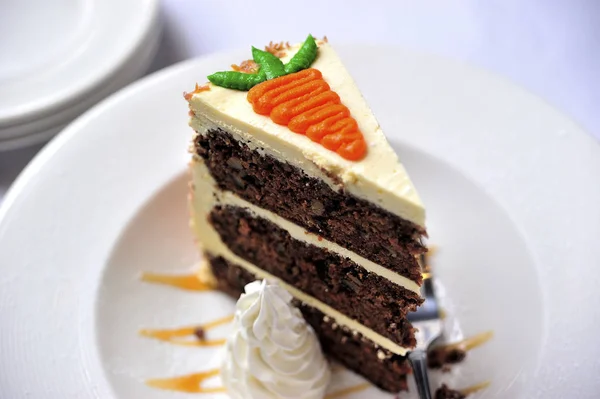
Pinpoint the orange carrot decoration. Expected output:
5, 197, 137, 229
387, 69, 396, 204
207, 35, 367, 161
247, 68, 367, 160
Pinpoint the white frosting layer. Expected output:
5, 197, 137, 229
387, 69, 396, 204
190, 159, 412, 355
221, 280, 330, 399
188, 41, 425, 227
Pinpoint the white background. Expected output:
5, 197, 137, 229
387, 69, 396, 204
1, 0, 599, 202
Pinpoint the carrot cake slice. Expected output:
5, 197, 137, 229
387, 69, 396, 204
186, 35, 426, 392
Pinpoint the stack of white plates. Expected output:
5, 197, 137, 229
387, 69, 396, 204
0, 0, 161, 151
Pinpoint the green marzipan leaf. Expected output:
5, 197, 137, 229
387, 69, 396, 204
284, 35, 318, 74
206, 35, 319, 91
251, 47, 286, 80
207, 71, 266, 91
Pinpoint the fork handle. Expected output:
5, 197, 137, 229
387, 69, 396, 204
408, 349, 433, 399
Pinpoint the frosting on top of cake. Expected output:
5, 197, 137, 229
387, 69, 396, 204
189, 41, 425, 227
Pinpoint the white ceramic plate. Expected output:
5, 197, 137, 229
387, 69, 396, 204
0, 0, 159, 128
1, 46, 599, 399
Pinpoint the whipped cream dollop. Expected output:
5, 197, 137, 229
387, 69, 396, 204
221, 280, 331, 399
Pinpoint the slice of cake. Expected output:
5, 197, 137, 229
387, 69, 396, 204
187, 35, 427, 393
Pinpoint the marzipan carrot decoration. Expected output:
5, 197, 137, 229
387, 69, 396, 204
206, 35, 367, 161
247, 69, 366, 160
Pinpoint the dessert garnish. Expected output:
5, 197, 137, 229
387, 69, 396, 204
222, 280, 331, 399
205, 35, 367, 160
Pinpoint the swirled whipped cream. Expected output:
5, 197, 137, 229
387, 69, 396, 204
221, 280, 331, 399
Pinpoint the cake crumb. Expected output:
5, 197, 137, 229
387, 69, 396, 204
428, 346, 467, 369
183, 83, 210, 100
194, 327, 206, 341
435, 384, 466, 399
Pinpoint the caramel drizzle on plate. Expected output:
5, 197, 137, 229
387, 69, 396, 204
325, 383, 371, 398
140, 272, 214, 291
146, 369, 225, 394
460, 380, 492, 395
442, 330, 494, 352
439, 308, 447, 320
141, 310, 371, 398
148, 368, 370, 398
139, 315, 234, 347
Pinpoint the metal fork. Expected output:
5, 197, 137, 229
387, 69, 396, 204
406, 261, 442, 399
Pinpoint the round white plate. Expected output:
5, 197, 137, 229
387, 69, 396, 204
1, 46, 599, 399
0, 0, 159, 128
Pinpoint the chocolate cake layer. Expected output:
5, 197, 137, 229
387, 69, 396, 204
299, 304, 411, 393
210, 205, 420, 347
209, 255, 411, 393
195, 128, 425, 283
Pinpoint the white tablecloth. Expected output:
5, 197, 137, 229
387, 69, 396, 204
1, 0, 598, 202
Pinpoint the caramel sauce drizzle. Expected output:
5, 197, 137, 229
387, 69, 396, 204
428, 245, 438, 256
146, 369, 225, 394
140, 272, 213, 291
442, 330, 494, 352
420, 245, 436, 277
325, 383, 371, 398
147, 367, 370, 398
461, 380, 491, 395
439, 308, 447, 320
139, 315, 234, 347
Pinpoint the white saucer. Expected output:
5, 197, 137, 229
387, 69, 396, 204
0, 0, 160, 149
0, 45, 599, 398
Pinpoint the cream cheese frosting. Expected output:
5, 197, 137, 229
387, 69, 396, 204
221, 280, 331, 399
188, 41, 425, 227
